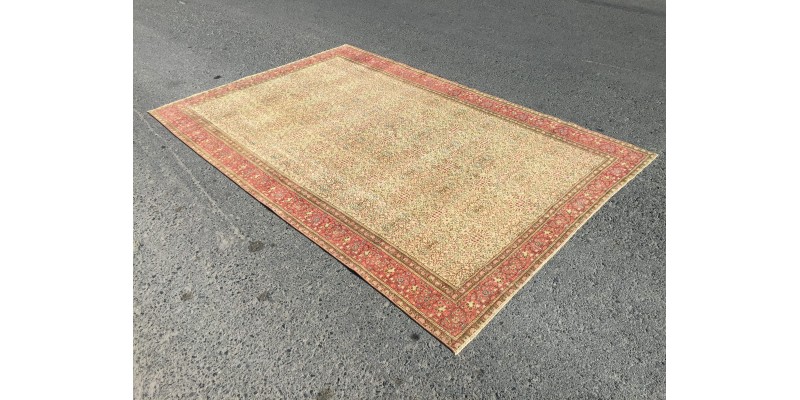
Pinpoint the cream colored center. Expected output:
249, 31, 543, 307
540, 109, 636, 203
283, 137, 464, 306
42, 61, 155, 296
190, 57, 607, 287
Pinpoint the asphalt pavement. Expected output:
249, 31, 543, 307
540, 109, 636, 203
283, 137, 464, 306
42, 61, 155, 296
133, 0, 665, 398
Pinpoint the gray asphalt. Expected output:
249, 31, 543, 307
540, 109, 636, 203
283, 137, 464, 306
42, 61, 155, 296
133, 0, 665, 398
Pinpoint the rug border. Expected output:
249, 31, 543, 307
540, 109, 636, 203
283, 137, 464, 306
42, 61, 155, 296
149, 44, 657, 354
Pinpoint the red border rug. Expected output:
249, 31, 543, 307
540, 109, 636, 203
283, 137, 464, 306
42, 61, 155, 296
150, 45, 656, 353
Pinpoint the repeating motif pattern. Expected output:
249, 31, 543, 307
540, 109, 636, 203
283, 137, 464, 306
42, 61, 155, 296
150, 45, 656, 353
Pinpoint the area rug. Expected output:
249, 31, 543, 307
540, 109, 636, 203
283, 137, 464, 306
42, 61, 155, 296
150, 44, 656, 354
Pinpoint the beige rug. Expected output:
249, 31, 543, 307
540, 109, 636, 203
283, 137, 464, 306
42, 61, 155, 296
150, 44, 656, 354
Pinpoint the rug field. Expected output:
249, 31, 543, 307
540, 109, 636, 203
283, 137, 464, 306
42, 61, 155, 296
150, 44, 656, 353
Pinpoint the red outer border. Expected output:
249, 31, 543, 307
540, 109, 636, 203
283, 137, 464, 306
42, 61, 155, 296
150, 45, 656, 354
